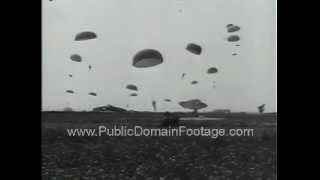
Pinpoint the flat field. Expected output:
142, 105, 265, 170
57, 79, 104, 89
42, 112, 277, 180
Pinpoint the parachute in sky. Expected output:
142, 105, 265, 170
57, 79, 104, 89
191, 81, 198, 85
68, 74, 72, 78
257, 104, 266, 113
89, 92, 97, 96
66, 90, 74, 94
133, 49, 163, 68
152, 100, 157, 112
232, 53, 237, 56
126, 84, 138, 91
75, 31, 97, 41
179, 99, 208, 114
186, 43, 202, 55
207, 67, 218, 74
226, 24, 233, 28
227, 25, 240, 33
164, 99, 172, 102
88, 65, 92, 71
235, 44, 240, 46
70, 54, 82, 62
130, 93, 138, 97
226, 35, 240, 42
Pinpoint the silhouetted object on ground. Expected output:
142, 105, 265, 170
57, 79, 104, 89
186, 43, 202, 55
235, 44, 240, 46
226, 35, 240, 42
191, 81, 198, 85
152, 100, 157, 112
70, 54, 82, 62
258, 104, 266, 113
66, 90, 74, 94
164, 99, 172, 102
207, 67, 218, 74
181, 73, 186, 80
126, 84, 138, 91
179, 99, 208, 115
130, 93, 138, 97
133, 49, 163, 68
92, 105, 127, 112
88, 65, 92, 71
227, 25, 240, 33
88, 92, 97, 96
161, 112, 180, 127
68, 74, 72, 78
232, 53, 237, 56
75, 31, 97, 41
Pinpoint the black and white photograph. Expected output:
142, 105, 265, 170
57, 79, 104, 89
42, 0, 277, 179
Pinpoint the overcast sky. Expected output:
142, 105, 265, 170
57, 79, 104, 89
42, 0, 277, 112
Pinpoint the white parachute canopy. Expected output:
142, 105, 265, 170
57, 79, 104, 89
74, 31, 97, 41
126, 84, 138, 91
132, 49, 163, 68
70, 54, 82, 62
179, 99, 208, 113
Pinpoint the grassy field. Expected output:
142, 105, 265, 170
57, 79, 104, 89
42, 112, 277, 180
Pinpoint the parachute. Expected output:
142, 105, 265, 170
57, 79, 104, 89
227, 25, 240, 33
66, 90, 74, 94
179, 99, 208, 113
89, 92, 97, 96
226, 24, 234, 28
70, 54, 82, 62
130, 93, 138, 97
226, 35, 240, 42
88, 65, 92, 71
133, 49, 163, 68
191, 81, 198, 85
232, 53, 237, 56
74, 31, 97, 41
164, 99, 172, 102
68, 74, 72, 78
152, 100, 157, 112
235, 44, 240, 46
186, 43, 202, 55
126, 84, 138, 91
207, 67, 218, 74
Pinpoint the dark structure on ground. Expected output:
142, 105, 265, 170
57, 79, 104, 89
161, 112, 180, 127
92, 105, 127, 112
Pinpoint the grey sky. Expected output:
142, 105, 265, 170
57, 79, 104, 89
42, 0, 277, 112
